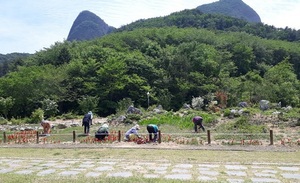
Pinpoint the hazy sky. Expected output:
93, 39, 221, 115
1, 0, 300, 54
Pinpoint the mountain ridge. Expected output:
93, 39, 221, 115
67, 0, 261, 41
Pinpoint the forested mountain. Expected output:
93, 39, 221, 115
117, 9, 300, 42
68, 0, 261, 42
197, 0, 261, 23
0, 53, 31, 76
0, 6, 300, 119
67, 10, 115, 41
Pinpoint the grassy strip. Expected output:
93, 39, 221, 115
0, 148, 299, 164
0, 174, 191, 183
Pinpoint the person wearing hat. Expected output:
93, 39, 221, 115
146, 124, 159, 142
192, 116, 205, 133
124, 124, 140, 141
82, 111, 93, 135
41, 120, 51, 135
95, 123, 109, 140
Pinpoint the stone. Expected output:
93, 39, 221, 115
259, 100, 269, 111
225, 165, 247, 170
55, 165, 69, 169
174, 164, 193, 168
200, 170, 219, 176
281, 173, 300, 179
198, 176, 217, 181
254, 173, 275, 177
172, 168, 189, 173
144, 174, 160, 178
107, 171, 133, 178
15, 170, 34, 174
226, 171, 247, 176
251, 177, 281, 182
0, 168, 14, 173
165, 174, 192, 180
85, 172, 102, 177
37, 169, 56, 176
59, 171, 80, 176
278, 167, 299, 171
227, 178, 245, 183
94, 166, 114, 171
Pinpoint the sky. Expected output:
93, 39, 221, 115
1, 0, 300, 54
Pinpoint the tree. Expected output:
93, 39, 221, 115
0, 97, 14, 118
78, 95, 99, 115
262, 58, 300, 106
41, 99, 59, 118
0, 65, 66, 117
232, 43, 254, 76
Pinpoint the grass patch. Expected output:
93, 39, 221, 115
0, 174, 194, 183
0, 148, 299, 164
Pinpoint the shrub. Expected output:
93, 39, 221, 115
116, 98, 133, 115
30, 108, 44, 124
123, 114, 142, 124
10, 118, 25, 125
223, 109, 231, 117
0, 117, 8, 125
41, 99, 59, 118
60, 112, 78, 120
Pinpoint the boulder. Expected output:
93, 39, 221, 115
259, 100, 269, 111
238, 102, 248, 108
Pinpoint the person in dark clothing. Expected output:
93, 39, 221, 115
192, 116, 205, 133
82, 111, 93, 135
95, 124, 109, 140
146, 124, 159, 142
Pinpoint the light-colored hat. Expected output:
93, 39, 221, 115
102, 124, 109, 128
135, 124, 140, 130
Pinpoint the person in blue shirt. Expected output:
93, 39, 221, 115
124, 124, 140, 141
146, 124, 159, 142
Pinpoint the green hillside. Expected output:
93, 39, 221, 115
0, 9, 300, 120
117, 9, 300, 42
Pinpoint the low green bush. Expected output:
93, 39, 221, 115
59, 112, 79, 120
30, 108, 44, 124
9, 118, 25, 125
0, 117, 8, 125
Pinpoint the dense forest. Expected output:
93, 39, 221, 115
0, 9, 300, 119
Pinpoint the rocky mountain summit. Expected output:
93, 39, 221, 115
197, 0, 261, 23
67, 10, 115, 41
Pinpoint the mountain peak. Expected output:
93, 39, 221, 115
197, 0, 261, 23
67, 10, 115, 41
